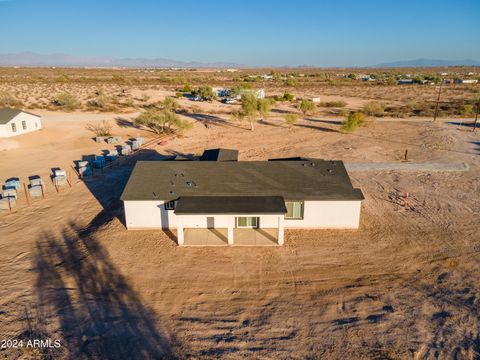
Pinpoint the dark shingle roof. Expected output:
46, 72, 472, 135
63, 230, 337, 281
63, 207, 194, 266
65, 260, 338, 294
200, 148, 239, 161
121, 159, 364, 202
175, 196, 287, 214
0, 108, 40, 125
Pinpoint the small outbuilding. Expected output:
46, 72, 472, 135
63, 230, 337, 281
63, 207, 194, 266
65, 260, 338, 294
0, 109, 42, 138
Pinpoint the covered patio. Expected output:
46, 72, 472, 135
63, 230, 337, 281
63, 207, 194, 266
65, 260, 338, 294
181, 228, 279, 246
174, 195, 286, 246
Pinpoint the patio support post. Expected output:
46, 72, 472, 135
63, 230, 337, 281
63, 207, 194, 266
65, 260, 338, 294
177, 217, 185, 245
227, 216, 234, 245
277, 215, 285, 245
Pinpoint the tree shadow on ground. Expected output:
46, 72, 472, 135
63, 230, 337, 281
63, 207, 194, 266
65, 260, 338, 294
115, 117, 141, 129
471, 141, 480, 154
33, 220, 179, 359
182, 113, 245, 129
304, 118, 342, 125
447, 121, 479, 129
293, 123, 339, 133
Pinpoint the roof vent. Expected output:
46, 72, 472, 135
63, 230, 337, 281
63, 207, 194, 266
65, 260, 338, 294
186, 181, 197, 187
327, 169, 333, 173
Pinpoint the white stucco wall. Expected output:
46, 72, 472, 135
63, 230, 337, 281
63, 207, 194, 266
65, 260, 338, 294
284, 200, 361, 229
124, 200, 362, 230
0, 112, 42, 138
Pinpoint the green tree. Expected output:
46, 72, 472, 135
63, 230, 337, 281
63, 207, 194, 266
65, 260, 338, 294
194, 86, 216, 101
341, 111, 365, 132
239, 93, 258, 130
161, 97, 179, 112
135, 109, 192, 135
299, 99, 316, 116
256, 98, 271, 119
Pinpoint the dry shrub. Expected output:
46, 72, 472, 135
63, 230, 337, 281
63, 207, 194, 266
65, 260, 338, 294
51, 92, 81, 110
0, 91, 23, 108
86, 120, 112, 136
363, 101, 384, 116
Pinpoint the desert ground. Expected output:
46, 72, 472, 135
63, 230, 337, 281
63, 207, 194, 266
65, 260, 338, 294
0, 68, 480, 359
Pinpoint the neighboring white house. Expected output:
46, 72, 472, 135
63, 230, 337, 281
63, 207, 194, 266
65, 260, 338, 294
0, 109, 42, 138
120, 150, 364, 246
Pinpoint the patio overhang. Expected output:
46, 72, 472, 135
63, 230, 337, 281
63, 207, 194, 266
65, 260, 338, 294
174, 196, 287, 215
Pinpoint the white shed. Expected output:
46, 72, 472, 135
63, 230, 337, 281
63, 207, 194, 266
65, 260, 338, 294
0, 109, 42, 138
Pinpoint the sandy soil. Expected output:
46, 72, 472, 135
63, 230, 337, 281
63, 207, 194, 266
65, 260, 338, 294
0, 101, 479, 359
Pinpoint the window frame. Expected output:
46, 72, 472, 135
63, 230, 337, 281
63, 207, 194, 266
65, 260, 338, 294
22, 120, 27, 130
284, 201, 304, 220
11, 123, 17, 132
164, 200, 176, 210
236, 216, 259, 228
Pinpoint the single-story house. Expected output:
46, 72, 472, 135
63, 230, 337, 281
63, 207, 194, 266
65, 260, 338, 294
120, 155, 364, 246
0, 108, 42, 138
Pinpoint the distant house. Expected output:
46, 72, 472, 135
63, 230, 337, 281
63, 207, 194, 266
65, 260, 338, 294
120, 150, 364, 246
397, 79, 414, 85
0, 109, 42, 138
461, 79, 478, 84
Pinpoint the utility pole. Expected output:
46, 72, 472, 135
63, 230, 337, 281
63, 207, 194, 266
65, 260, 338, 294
433, 80, 443, 122
473, 97, 480, 132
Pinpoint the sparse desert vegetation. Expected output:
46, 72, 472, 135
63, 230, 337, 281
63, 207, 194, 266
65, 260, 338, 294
1, 65, 480, 359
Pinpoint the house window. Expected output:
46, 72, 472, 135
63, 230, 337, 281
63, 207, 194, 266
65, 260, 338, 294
22, 121, 27, 130
285, 201, 304, 219
236, 217, 259, 228
35, 122, 38, 128
164, 200, 175, 210
11, 123, 17, 132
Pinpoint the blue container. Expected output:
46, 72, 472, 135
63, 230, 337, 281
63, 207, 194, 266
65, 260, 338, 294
93, 160, 104, 169
4, 179, 20, 190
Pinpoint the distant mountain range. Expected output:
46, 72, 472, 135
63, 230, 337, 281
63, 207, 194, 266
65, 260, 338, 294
373, 58, 480, 68
0, 52, 244, 68
0, 52, 479, 69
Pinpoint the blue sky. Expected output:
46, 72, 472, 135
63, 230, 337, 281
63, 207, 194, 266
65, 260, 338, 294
0, 0, 479, 66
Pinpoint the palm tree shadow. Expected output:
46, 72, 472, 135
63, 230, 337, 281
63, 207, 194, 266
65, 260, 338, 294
33, 221, 179, 359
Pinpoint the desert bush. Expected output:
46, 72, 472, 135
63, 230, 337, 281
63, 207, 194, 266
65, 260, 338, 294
299, 99, 316, 115
140, 93, 151, 102
256, 98, 271, 119
319, 100, 347, 108
175, 92, 183, 98
193, 86, 216, 101
0, 91, 23, 107
284, 77, 297, 86
182, 84, 192, 93
341, 111, 365, 132
284, 113, 298, 128
86, 120, 112, 136
363, 101, 384, 116
161, 97, 179, 112
135, 109, 192, 135
88, 91, 114, 111
283, 92, 295, 102
459, 104, 474, 116
52, 92, 81, 110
